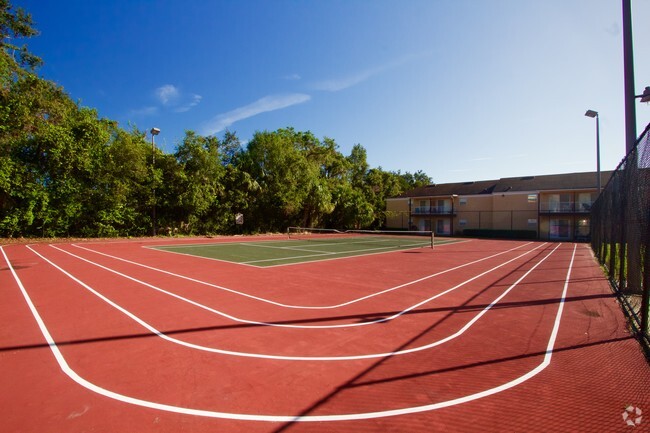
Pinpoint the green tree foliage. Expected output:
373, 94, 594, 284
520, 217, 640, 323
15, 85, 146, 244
0, 0, 432, 238
0, 71, 114, 236
0, 0, 42, 74
90, 128, 152, 236
239, 128, 318, 231
171, 131, 225, 234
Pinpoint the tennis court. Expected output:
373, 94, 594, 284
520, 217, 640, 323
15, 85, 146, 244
152, 228, 443, 266
1, 235, 648, 432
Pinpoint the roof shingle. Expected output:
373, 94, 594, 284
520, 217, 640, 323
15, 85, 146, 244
395, 171, 613, 198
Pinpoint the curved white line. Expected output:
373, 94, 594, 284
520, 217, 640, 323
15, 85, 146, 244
49, 243, 546, 329
71, 241, 535, 310
1, 244, 577, 421
25, 243, 557, 360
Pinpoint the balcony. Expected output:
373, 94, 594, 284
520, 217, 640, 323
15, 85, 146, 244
413, 206, 454, 215
539, 201, 592, 214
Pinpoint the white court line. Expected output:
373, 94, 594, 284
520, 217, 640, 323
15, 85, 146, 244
241, 242, 339, 254
257, 238, 474, 269
1, 243, 577, 421
31, 243, 561, 360
149, 238, 438, 267
72, 241, 536, 310
50, 243, 547, 330
157, 241, 334, 255
143, 246, 263, 269
239, 242, 430, 265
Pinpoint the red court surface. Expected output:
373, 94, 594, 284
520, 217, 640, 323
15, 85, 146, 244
1, 237, 649, 433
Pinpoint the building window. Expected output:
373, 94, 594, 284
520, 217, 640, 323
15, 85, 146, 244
528, 194, 537, 203
459, 198, 467, 205
459, 219, 467, 226
528, 218, 537, 226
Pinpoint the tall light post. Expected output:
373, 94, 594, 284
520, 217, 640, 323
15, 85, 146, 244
450, 194, 458, 236
622, 0, 636, 155
584, 110, 601, 194
150, 127, 160, 236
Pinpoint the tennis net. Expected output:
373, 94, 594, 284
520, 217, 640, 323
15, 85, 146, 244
287, 227, 434, 249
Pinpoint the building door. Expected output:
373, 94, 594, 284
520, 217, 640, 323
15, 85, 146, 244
550, 218, 571, 240
577, 192, 592, 212
436, 219, 450, 235
575, 217, 590, 240
418, 218, 432, 232
547, 193, 572, 212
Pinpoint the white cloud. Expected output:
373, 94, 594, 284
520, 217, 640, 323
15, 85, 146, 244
313, 51, 434, 92
175, 94, 203, 113
129, 106, 158, 116
153, 84, 202, 112
128, 84, 201, 119
155, 84, 180, 105
283, 73, 302, 81
201, 93, 311, 135
313, 68, 380, 92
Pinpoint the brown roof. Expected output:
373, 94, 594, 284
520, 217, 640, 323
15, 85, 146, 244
395, 171, 613, 198
399, 179, 498, 198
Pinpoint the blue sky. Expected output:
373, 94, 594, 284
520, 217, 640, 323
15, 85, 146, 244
15, 0, 650, 184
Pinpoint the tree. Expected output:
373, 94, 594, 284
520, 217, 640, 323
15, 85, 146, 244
170, 131, 225, 234
399, 170, 432, 190
346, 144, 369, 188
1, 0, 436, 237
218, 129, 242, 166
89, 127, 151, 236
0, 0, 42, 74
237, 128, 342, 231
0, 70, 114, 236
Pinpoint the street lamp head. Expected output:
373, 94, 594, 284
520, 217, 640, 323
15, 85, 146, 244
150, 127, 161, 136
638, 86, 650, 103
585, 110, 598, 118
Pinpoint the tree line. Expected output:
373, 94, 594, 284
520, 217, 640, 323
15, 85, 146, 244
0, 0, 431, 238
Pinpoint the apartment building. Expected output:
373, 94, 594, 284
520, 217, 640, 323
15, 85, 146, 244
386, 171, 612, 241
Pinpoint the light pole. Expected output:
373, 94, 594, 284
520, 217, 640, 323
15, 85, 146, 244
584, 110, 601, 194
622, 0, 636, 155
449, 194, 458, 236
150, 127, 160, 236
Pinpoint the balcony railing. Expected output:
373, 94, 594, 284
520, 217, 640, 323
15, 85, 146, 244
413, 206, 453, 215
539, 201, 592, 213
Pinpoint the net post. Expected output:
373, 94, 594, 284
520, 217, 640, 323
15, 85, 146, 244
431, 231, 435, 249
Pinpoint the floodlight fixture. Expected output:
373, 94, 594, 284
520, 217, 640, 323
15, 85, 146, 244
636, 86, 650, 103
584, 110, 598, 118
151, 127, 161, 136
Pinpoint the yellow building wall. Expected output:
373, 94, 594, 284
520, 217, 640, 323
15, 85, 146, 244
390, 186, 599, 239
385, 198, 409, 229
455, 195, 493, 233
539, 216, 550, 239
490, 193, 538, 231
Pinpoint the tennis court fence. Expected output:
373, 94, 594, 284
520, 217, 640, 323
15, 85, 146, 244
591, 122, 650, 356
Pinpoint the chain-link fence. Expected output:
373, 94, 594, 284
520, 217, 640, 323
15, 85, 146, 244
591, 122, 650, 356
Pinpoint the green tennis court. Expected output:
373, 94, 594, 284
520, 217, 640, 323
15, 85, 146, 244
152, 229, 454, 267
